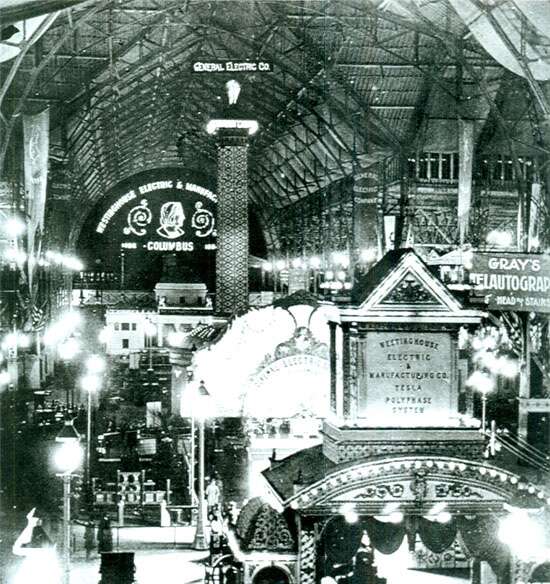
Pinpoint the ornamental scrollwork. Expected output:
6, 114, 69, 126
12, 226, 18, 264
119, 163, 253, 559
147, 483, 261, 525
355, 484, 405, 499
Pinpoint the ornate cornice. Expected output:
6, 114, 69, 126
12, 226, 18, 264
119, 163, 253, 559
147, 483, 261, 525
283, 455, 547, 513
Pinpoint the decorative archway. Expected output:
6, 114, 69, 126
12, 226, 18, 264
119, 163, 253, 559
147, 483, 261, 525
277, 455, 548, 584
190, 297, 331, 419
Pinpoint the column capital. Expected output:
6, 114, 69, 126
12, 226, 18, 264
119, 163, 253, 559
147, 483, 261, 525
207, 119, 258, 137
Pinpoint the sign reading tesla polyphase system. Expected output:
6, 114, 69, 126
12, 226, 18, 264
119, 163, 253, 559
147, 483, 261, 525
95, 179, 217, 253
469, 253, 550, 313
360, 332, 452, 426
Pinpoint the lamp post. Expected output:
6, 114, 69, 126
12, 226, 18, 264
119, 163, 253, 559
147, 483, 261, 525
192, 380, 210, 551
466, 370, 495, 435
55, 421, 83, 584
81, 355, 104, 504
480, 388, 489, 436
143, 318, 156, 371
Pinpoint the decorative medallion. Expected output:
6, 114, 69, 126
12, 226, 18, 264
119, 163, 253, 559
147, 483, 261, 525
380, 273, 439, 305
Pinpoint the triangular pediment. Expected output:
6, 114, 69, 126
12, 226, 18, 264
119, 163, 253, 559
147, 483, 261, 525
378, 272, 441, 307
358, 250, 463, 313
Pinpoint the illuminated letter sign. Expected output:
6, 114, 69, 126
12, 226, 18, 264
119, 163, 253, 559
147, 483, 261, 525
94, 179, 217, 254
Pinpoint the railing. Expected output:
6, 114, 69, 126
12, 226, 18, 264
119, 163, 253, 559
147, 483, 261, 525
491, 428, 550, 477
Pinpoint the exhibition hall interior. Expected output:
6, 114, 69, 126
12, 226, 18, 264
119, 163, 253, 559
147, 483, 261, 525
1, 1, 550, 583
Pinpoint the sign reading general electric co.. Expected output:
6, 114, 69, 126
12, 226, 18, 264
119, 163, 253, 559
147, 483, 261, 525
192, 60, 273, 73
95, 179, 217, 253
468, 253, 550, 313
360, 332, 453, 426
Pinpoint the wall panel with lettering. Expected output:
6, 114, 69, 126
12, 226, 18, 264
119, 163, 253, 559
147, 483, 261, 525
360, 332, 453, 426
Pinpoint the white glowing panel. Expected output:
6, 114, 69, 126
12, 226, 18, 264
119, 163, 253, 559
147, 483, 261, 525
359, 332, 453, 426
243, 355, 329, 418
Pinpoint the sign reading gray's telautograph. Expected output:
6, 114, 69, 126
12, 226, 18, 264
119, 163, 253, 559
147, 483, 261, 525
468, 253, 550, 313
360, 332, 453, 426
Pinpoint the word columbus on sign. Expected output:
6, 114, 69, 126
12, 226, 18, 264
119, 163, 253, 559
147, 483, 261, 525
468, 253, 550, 313
192, 60, 273, 73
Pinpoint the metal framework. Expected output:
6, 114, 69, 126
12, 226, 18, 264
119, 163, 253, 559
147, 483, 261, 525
0, 0, 548, 256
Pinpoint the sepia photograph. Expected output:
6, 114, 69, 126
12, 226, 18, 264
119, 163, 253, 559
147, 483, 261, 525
0, 1, 549, 583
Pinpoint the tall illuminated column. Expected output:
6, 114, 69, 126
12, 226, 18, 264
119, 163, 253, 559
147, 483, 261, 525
207, 80, 258, 315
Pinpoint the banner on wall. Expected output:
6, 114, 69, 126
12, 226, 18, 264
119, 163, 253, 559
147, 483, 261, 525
354, 166, 380, 254
457, 119, 474, 245
23, 108, 49, 290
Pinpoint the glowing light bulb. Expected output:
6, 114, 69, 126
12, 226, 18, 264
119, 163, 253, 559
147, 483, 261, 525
226, 79, 241, 105
309, 256, 321, 269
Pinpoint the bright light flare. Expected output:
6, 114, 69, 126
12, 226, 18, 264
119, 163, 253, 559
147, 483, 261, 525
466, 370, 495, 395
143, 320, 157, 337
435, 511, 453, 523
4, 248, 27, 263
2, 332, 18, 349
45, 250, 84, 271
498, 509, 545, 559
339, 503, 358, 524
85, 354, 105, 374
167, 331, 186, 347
98, 327, 112, 344
331, 251, 349, 268
59, 311, 82, 329
336, 270, 347, 282
376, 504, 404, 524
80, 374, 101, 393
4, 217, 25, 237
360, 247, 378, 263
0, 370, 10, 385
58, 337, 80, 360
62, 256, 84, 271
309, 256, 321, 269
496, 357, 519, 378
487, 230, 513, 247
53, 440, 83, 474
462, 249, 474, 270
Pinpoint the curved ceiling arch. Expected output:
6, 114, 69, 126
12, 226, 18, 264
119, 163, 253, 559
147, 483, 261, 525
1, 0, 547, 254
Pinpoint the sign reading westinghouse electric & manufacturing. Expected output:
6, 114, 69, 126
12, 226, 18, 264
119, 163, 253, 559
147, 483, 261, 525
468, 253, 550, 313
360, 332, 453, 426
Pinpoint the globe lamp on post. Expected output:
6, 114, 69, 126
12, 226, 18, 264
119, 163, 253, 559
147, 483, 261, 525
54, 422, 83, 584
192, 380, 210, 551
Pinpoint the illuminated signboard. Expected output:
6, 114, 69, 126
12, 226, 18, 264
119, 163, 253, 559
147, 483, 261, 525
360, 332, 453, 426
95, 179, 216, 254
468, 253, 550, 313
192, 60, 273, 73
